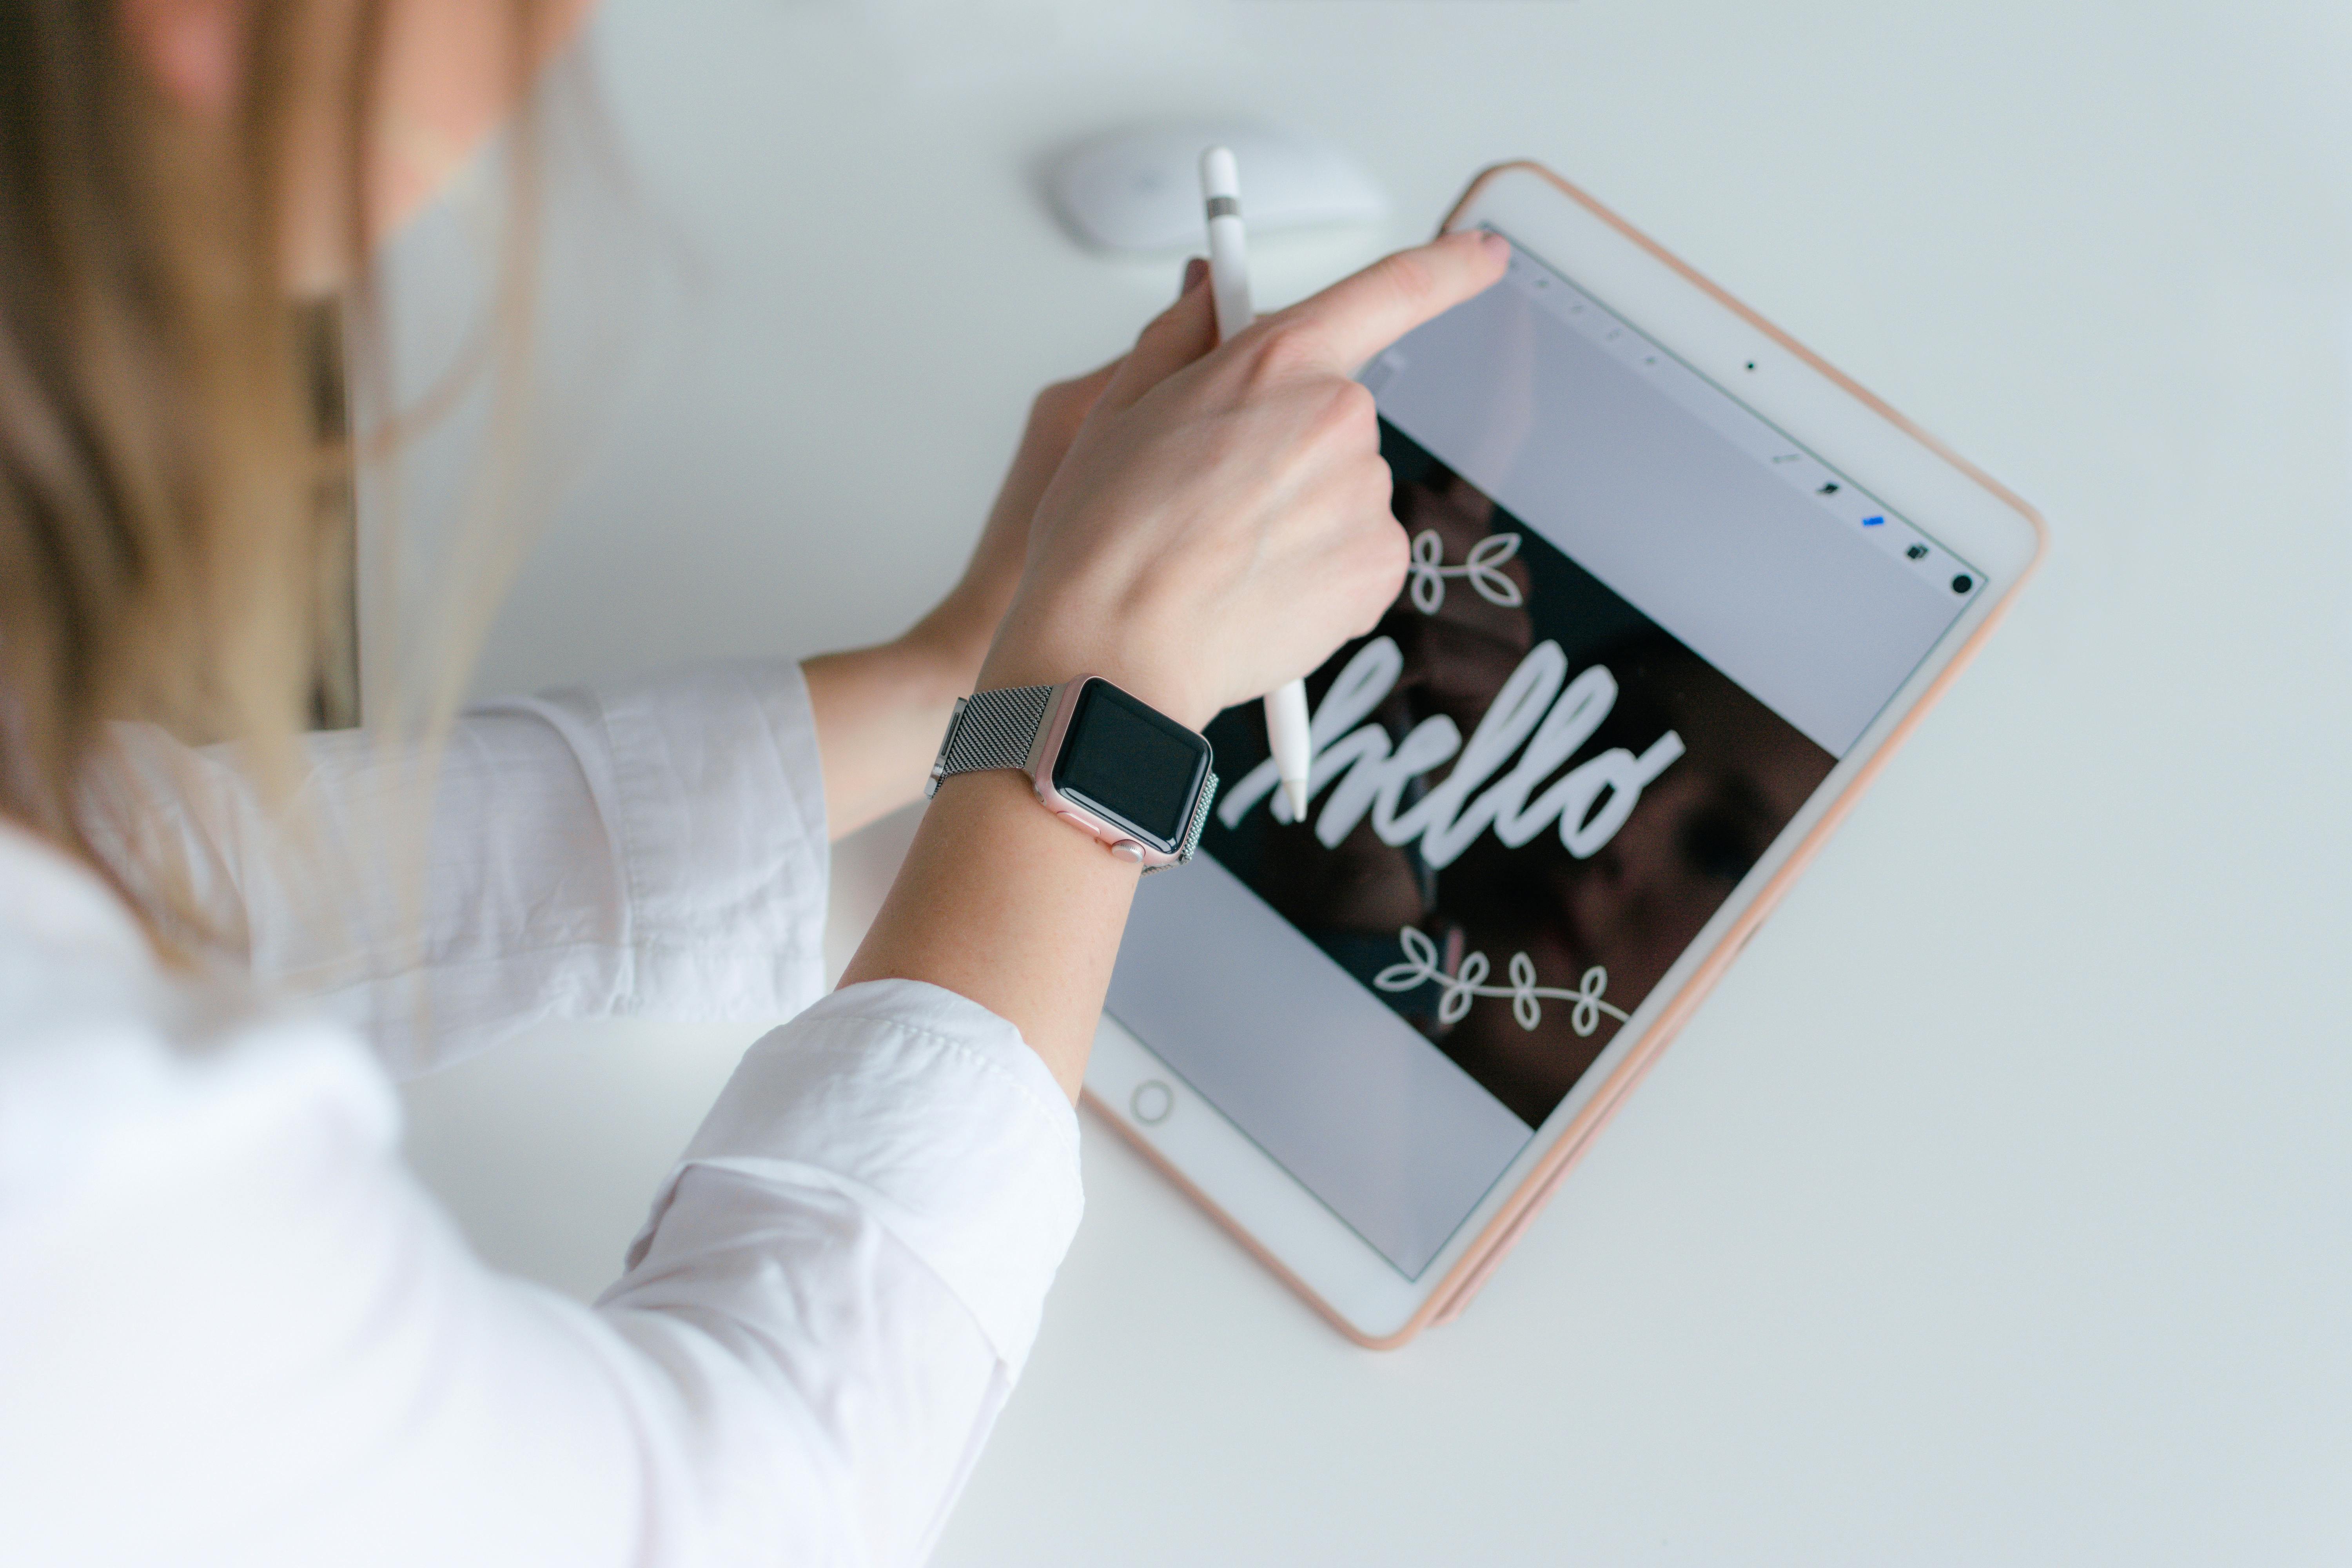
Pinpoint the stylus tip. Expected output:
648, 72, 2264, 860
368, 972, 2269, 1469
1282, 777, 1310, 821
1200, 145, 1240, 200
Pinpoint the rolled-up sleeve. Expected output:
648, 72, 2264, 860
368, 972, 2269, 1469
117, 659, 833, 1078
615, 981, 1084, 1365
471, 661, 832, 1035
593, 980, 1085, 1562
10, 653, 1099, 1566
1, 835, 1085, 1568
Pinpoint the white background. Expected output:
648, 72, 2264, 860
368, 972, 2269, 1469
390, 1, 2352, 1561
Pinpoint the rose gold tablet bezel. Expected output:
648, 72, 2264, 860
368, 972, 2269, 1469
1083, 161, 2049, 1349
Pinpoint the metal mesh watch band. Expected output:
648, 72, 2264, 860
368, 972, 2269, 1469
925, 684, 1055, 798
1167, 769, 1219, 870
926, 678, 1218, 871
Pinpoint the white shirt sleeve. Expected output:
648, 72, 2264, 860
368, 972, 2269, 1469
0, 827, 1083, 1568
1, 657, 1089, 1564
117, 658, 833, 1078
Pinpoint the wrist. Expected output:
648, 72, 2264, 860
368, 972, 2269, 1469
977, 624, 1217, 732
932, 671, 1216, 873
899, 599, 995, 708
846, 762, 1140, 1100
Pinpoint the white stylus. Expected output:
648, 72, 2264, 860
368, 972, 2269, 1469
1201, 145, 1314, 823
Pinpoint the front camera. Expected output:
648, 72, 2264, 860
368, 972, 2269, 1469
1951, 573, 1974, 594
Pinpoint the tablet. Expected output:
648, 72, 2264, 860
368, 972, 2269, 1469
1085, 162, 2046, 1347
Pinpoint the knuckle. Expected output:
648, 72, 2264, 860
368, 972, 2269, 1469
1310, 378, 1377, 442
1250, 321, 1320, 381
1332, 377, 1377, 425
1337, 456, 1393, 526
1371, 515, 1410, 583
1032, 380, 1084, 425
1136, 293, 1194, 349
1372, 517, 1410, 588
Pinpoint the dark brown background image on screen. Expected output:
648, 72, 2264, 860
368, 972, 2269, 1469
1201, 422, 1835, 1127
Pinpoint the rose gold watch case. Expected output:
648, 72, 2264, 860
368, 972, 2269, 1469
1081, 160, 2050, 1350
1026, 678, 1190, 870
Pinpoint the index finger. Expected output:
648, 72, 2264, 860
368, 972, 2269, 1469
1261, 228, 1511, 377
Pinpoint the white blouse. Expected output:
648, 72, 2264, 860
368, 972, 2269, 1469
0, 662, 1083, 1567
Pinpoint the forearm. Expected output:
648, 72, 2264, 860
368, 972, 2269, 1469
802, 629, 974, 841
838, 769, 1138, 1099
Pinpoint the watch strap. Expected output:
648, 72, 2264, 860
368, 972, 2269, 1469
1167, 769, 1220, 868
925, 683, 1056, 798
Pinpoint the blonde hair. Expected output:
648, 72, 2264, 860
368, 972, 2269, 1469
0, 1, 545, 952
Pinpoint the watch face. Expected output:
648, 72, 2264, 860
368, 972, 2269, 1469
1053, 680, 1212, 851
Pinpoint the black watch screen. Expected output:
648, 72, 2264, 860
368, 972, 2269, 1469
1052, 679, 1212, 851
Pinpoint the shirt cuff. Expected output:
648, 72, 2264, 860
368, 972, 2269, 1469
513, 658, 832, 1023
619, 979, 1083, 1371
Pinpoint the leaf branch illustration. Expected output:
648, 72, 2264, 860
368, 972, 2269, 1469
1406, 530, 1524, 615
1373, 925, 1630, 1036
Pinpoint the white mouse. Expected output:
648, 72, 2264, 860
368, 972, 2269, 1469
1048, 124, 1388, 253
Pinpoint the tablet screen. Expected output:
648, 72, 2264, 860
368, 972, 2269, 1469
1108, 235, 1983, 1278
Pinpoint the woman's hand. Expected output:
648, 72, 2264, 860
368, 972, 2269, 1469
846, 230, 1510, 1096
979, 228, 1512, 730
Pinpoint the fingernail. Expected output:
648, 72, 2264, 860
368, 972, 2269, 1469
1477, 229, 1509, 256
1182, 256, 1208, 294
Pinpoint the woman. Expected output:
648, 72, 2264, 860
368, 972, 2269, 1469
0, 2, 1506, 1563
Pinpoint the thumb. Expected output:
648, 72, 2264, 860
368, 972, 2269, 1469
1096, 256, 1218, 415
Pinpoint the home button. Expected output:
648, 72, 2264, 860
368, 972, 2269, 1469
1130, 1080, 1175, 1126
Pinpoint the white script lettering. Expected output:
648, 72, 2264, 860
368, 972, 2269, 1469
1218, 637, 1686, 866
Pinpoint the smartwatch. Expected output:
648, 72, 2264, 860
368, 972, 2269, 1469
926, 677, 1219, 871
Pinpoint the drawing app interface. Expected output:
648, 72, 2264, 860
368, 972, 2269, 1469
1109, 236, 1982, 1278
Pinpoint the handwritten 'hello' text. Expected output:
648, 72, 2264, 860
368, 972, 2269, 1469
1218, 637, 1686, 867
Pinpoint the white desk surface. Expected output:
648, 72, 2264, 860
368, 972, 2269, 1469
391, 1, 2352, 1561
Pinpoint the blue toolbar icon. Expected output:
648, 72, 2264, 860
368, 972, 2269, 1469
1861, 515, 1884, 527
